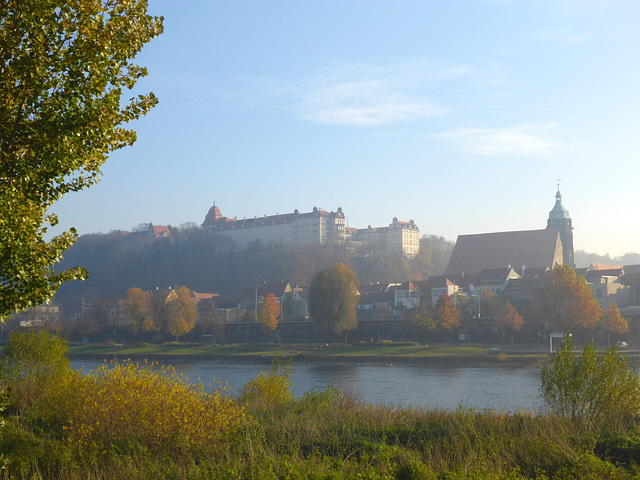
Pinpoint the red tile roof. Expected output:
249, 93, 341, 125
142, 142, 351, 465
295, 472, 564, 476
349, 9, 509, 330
589, 263, 623, 271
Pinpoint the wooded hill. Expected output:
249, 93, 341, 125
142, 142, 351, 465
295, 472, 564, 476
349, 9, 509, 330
53, 225, 454, 310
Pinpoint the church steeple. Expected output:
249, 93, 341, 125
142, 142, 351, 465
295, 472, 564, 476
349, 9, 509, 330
546, 185, 574, 267
549, 186, 571, 220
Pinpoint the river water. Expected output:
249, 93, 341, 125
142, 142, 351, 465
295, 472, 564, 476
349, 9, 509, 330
71, 359, 543, 412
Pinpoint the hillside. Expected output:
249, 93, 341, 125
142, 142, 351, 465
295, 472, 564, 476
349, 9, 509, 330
53, 225, 453, 309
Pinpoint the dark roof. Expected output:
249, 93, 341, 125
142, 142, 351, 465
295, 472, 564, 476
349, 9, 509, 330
521, 266, 549, 278
242, 282, 291, 298
477, 267, 521, 285
359, 283, 386, 294
445, 229, 563, 276
199, 295, 241, 309
358, 291, 393, 305
420, 276, 454, 289
503, 276, 546, 294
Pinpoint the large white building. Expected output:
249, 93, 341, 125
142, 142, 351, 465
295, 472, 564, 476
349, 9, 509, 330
347, 217, 420, 257
202, 205, 346, 249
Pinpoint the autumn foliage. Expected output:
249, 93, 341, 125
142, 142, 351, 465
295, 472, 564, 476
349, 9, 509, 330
434, 293, 461, 332
1, 330, 245, 459
530, 265, 601, 332
60, 361, 244, 456
259, 293, 281, 331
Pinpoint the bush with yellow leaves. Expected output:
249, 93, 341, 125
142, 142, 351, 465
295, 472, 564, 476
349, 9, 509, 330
1, 330, 245, 459
59, 360, 246, 457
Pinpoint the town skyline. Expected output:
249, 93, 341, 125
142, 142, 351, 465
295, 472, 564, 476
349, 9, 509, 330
48, 1, 640, 257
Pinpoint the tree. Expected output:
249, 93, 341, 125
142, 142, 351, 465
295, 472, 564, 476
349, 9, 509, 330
530, 265, 601, 332
0, 1, 163, 320
482, 289, 524, 338
259, 293, 281, 331
492, 301, 524, 338
434, 293, 461, 332
164, 286, 199, 341
309, 263, 359, 339
541, 337, 640, 431
600, 302, 628, 347
123, 288, 152, 339
411, 307, 437, 332
95, 295, 123, 338
149, 288, 172, 334
0, 329, 69, 416
412, 235, 455, 278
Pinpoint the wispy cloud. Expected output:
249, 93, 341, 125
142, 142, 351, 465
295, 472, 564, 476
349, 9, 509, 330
293, 60, 480, 127
528, 27, 586, 44
432, 123, 565, 157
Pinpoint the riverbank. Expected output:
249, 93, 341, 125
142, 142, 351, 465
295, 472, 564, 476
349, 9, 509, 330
4, 331, 640, 478
67, 342, 552, 367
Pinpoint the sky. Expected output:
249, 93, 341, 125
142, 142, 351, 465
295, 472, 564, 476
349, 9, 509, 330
50, 0, 640, 257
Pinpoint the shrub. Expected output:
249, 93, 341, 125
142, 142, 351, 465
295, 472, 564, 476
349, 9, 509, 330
1, 329, 246, 459
59, 360, 246, 457
540, 337, 640, 431
0, 329, 69, 418
239, 358, 293, 407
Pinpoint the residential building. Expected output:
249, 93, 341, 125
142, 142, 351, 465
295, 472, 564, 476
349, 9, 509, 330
357, 290, 394, 320
581, 264, 634, 308
389, 281, 421, 317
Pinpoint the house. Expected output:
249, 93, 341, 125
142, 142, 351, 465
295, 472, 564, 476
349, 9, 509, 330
286, 286, 310, 320
503, 276, 546, 311
581, 264, 634, 308
622, 265, 640, 305
357, 290, 394, 319
415, 276, 461, 309
389, 281, 421, 317
472, 267, 522, 297
197, 295, 243, 323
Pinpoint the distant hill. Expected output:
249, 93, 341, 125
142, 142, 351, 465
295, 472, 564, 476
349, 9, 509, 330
574, 250, 640, 268
53, 226, 454, 311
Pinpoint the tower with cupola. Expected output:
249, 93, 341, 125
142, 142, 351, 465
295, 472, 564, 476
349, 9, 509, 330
546, 186, 574, 268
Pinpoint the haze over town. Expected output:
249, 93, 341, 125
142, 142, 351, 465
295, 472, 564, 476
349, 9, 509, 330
49, 0, 640, 257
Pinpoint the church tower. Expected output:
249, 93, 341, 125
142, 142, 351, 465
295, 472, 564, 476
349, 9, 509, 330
546, 187, 574, 268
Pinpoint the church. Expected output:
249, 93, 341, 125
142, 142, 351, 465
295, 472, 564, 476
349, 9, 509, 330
444, 188, 574, 277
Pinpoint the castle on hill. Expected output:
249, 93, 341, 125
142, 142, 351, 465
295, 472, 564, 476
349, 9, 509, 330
201, 205, 420, 256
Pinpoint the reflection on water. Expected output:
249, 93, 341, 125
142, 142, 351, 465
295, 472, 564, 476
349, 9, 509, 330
70, 360, 542, 412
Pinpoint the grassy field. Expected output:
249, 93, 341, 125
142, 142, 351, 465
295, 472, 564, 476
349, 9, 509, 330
66, 342, 549, 366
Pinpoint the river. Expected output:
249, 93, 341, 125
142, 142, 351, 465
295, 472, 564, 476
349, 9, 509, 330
71, 359, 543, 412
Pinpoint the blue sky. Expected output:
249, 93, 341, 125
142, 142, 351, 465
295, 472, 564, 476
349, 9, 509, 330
50, 0, 640, 257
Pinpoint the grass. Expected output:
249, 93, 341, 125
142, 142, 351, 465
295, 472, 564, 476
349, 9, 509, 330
67, 342, 549, 366
2, 355, 640, 479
